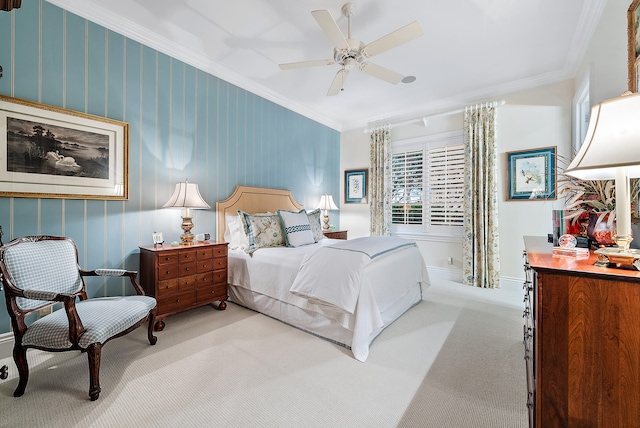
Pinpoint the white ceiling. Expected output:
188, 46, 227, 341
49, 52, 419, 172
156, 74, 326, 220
46, 0, 607, 131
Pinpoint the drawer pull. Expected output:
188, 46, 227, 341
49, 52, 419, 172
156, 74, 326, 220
165, 270, 170, 275
176, 299, 180, 303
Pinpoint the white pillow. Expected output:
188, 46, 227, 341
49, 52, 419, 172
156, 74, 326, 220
224, 214, 248, 250
278, 209, 315, 247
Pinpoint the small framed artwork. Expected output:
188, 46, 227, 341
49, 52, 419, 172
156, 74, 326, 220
506, 146, 556, 201
152, 232, 164, 246
628, 0, 640, 92
345, 168, 368, 203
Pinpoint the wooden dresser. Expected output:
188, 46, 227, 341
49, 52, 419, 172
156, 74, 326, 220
523, 236, 640, 427
139, 241, 228, 331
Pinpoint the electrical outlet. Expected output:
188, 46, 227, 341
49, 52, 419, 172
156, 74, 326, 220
447, 257, 453, 265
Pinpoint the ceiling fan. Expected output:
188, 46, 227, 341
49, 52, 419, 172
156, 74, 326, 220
279, 2, 423, 96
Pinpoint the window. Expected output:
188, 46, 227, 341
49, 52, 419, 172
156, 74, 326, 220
391, 131, 464, 236
391, 150, 423, 225
574, 74, 590, 153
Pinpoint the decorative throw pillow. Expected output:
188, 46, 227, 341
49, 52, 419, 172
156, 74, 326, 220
306, 209, 324, 242
237, 210, 285, 253
278, 210, 315, 247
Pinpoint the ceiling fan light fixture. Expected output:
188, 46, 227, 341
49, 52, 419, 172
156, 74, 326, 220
279, 3, 423, 96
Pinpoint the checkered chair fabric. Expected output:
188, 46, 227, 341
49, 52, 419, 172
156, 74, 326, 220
22, 295, 157, 349
3, 240, 83, 311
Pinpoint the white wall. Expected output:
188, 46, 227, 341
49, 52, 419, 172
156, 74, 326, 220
575, 0, 629, 103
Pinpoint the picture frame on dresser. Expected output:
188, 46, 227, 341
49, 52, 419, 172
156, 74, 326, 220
506, 146, 556, 201
0, 94, 128, 200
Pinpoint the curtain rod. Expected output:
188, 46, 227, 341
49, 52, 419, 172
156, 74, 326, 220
364, 100, 504, 133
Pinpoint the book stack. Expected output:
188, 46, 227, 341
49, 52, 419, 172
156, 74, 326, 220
552, 246, 590, 258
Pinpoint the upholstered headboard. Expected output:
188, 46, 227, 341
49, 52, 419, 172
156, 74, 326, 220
215, 186, 304, 240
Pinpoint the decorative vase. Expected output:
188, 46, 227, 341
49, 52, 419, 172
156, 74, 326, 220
587, 212, 617, 246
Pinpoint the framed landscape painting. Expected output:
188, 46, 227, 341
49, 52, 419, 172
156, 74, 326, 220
0, 95, 128, 200
506, 146, 556, 201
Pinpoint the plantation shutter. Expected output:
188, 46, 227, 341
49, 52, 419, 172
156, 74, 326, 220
428, 144, 465, 226
391, 150, 424, 225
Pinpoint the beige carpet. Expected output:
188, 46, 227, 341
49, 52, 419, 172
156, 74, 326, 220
0, 281, 527, 427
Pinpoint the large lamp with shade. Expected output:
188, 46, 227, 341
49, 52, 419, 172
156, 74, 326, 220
564, 92, 640, 268
315, 194, 339, 230
163, 180, 211, 245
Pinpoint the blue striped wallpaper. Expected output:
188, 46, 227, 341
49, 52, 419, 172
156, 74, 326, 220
0, 1, 340, 332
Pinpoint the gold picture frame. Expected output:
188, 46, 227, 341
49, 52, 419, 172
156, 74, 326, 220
0, 95, 128, 200
628, 0, 640, 92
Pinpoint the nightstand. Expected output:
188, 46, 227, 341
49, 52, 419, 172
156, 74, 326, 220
139, 241, 228, 331
323, 230, 348, 240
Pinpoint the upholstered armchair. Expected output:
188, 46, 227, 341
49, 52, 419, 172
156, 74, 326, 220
0, 236, 157, 401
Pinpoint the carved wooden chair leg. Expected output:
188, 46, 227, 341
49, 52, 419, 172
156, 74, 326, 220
12, 344, 28, 397
87, 343, 102, 401
147, 308, 158, 345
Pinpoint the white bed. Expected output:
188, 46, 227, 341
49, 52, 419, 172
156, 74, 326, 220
216, 186, 429, 361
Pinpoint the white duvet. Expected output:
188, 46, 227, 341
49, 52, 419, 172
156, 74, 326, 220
227, 237, 429, 361
290, 237, 418, 314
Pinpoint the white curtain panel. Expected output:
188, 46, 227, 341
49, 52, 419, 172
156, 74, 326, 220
463, 105, 500, 288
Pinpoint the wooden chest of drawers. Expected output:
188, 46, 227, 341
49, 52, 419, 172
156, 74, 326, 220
523, 236, 640, 427
139, 241, 228, 331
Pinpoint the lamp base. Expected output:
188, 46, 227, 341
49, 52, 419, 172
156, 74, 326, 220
322, 212, 330, 230
594, 246, 640, 270
180, 216, 195, 245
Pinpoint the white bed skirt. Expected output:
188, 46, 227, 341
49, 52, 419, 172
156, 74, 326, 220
228, 280, 423, 359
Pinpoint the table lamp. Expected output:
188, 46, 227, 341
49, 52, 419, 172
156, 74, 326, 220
315, 194, 339, 230
564, 92, 640, 267
163, 180, 211, 244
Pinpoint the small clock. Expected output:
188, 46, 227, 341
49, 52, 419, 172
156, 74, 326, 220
558, 234, 577, 248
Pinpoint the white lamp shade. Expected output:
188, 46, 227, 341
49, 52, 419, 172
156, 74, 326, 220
163, 180, 211, 209
565, 92, 640, 180
315, 194, 339, 211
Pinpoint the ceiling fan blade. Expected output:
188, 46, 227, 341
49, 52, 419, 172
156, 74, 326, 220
311, 9, 350, 50
361, 21, 424, 58
359, 62, 403, 84
327, 69, 349, 96
279, 59, 335, 70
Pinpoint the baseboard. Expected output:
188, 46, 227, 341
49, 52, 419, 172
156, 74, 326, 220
427, 267, 523, 290
426, 266, 463, 283
0, 332, 13, 359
